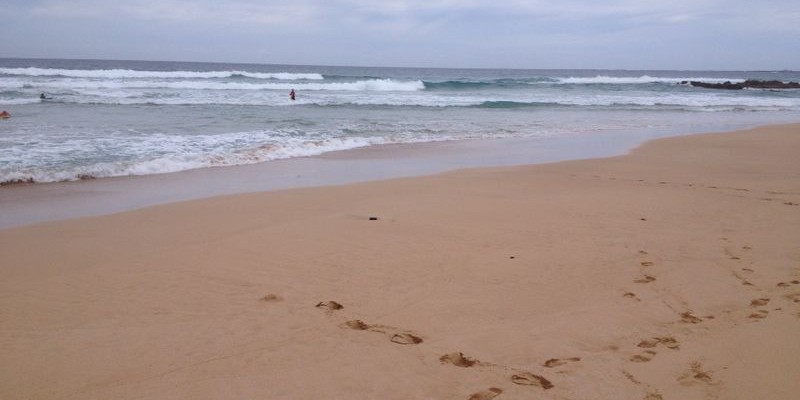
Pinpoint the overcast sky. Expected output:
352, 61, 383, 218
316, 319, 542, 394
2, 0, 799, 70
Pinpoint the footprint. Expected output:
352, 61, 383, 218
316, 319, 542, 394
339, 317, 423, 345
680, 311, 703, 324
468, 387, 503, 400
732, 270, 756, 286
637, 336, 680, 350
629, 350, 657, 363
656, 337, 680, 350
440, 352, 478, 367
624, 371, 664, 400
634, 275, 656, 284
636, 339, 659, 348
344, 319, 370, 330
390, 333, 423, 345
622, 370, 641, 384
723, 247, 742, 260
679, 361, 713, 385
640, 261, 654, 267
785, 293, 800, 303
316, 301, 344, 310
777, 282, 791, 288
623, 292, 639, 300
748, 310, 768, 320
261, 293, 283, 302
511, 372, 554, 389
750, 298, 770, 307
543, 357, 581, 368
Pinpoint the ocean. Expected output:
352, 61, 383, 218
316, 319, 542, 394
2, 58, 800, 185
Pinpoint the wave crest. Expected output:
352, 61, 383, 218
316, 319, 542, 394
555, 75, 745, 85
0, 67, 324, 80
3, 78, 425, 92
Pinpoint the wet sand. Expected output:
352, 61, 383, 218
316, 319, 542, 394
1, 123, 799, 399
0, 125, 699, 230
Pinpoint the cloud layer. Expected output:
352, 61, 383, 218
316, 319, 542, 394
3, 0, 799, 69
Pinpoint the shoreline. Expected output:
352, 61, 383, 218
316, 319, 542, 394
1, 122, 799, 399
1, 120, 794, 230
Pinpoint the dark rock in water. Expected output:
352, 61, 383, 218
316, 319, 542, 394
688, 80, 744, 90
684, 79, 800, 90
744, 79, 800, 89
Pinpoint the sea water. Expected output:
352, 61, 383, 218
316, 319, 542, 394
2, 58, 800, 185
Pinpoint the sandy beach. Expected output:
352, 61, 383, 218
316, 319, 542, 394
1, 123, 799, 399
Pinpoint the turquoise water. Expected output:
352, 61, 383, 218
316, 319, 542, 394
2, 58, 799, 184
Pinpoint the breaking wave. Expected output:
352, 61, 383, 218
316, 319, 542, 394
0, 134, 387, 184
3, 77, 425, 92
554, 75, 745, 85
0, 67, 324, 80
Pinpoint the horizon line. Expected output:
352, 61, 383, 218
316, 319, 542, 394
1, 56, 796, 74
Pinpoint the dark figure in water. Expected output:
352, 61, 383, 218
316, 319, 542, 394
40, 93, 48, 100
289, 89, 296, 101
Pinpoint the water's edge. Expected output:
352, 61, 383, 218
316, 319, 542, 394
4, 120, 795, 231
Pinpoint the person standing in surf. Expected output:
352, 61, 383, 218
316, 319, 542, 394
289, 89, 296, 101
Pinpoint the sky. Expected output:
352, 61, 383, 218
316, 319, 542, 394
1, 0, 799, 70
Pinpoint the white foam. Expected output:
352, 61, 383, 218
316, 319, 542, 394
0, 67, 323, 80
0, 120, 533, 184
248, 72, 324, 80
13, 78, 424, 92
0, 131, 393, 184
504, 91, 800, 109
556, 75, 745, 85
0, 97, 41, 105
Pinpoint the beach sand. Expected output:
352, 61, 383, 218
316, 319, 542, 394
1, 124, 799, 400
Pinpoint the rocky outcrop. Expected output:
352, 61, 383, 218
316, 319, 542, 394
682, 80, 800, 90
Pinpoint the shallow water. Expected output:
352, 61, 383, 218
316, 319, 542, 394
2, 58, 799, 184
